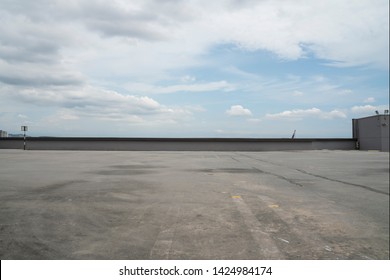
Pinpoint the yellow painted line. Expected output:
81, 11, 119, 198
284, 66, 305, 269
231, 195, 241, 199
268, 204, 279, 208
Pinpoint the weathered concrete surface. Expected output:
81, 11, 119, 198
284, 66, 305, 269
0, 150, 388, 260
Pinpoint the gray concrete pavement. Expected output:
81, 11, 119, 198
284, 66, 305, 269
0, 150, 388, 259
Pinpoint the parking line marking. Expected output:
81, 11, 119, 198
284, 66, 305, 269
268, 204, 279, 208
149, 207, 179, 259
149, 228, 175, 259
232, 195, 283, 259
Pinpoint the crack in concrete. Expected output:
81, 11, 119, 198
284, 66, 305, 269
296, 169, 389, 196
235, 153, 389, 196
231, 155, 304, 187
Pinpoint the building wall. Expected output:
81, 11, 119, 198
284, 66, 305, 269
381, 117, 390, 152
353, 115, 389, 152
0, 137, 356, 151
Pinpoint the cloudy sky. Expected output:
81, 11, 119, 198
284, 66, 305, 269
0, 0, 388, 137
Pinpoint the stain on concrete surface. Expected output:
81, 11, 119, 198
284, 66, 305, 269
94, 164, 165, 176
96, 169, 155, 176
110, 164, 165, 169
34, 180, 87, 193
196, 168, 262, 174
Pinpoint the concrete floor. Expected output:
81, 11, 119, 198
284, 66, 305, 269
0, 150, 388, 260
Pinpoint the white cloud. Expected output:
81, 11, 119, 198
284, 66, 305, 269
247, 118, 262, 123
350, 104, 389, 115
181, 75, 196, 83
226, 105, 252, 116
125, 80, 235, 94
292, 90, 304, 97
351, 105, 376, 114
0, 0, 387, 94
58, 110, 80, 121
265, 108, 346, 120
325, 110, 348, 119
203, 0, 388, 68
1, 0, 387, 82
340, 89, 353, 95
1, 84, 192, 124
363, 97, 375, 103
0, 59, 85, 87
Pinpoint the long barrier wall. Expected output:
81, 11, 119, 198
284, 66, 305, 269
0, 137, 357, 151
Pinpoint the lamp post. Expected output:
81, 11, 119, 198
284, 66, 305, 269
21, 126, 28, 150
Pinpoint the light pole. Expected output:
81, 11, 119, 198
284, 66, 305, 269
21, 126, 28, 150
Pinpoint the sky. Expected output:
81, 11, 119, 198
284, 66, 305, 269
0, 0, 389, 138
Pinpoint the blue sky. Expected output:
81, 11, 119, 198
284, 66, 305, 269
0, 0, 388, 137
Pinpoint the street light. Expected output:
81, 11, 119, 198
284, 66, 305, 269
21, 126, 28, 150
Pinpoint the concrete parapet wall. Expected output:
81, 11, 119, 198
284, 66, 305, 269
0, 137, 357, 151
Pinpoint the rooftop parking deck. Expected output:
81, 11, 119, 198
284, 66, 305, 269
0, 150, 388, 259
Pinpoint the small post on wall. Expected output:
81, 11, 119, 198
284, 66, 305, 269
21, 125, 28, 150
